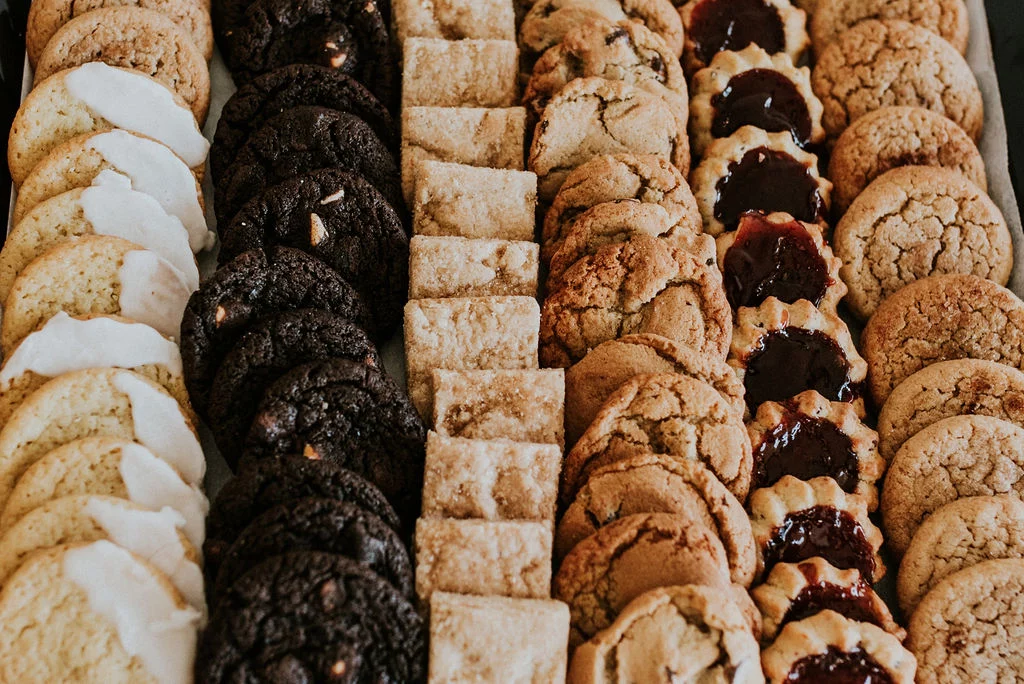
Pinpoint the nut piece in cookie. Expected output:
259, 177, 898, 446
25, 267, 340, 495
689, 44, 824, 156
752, 557, 903, 642
809, 0, 969, 56
749, 475, 885, 582
409, 236, 539, 299
729, 298, 867, 416
690, 126, 831, 236
762, 611, 916, 683
402, 38, 518, 108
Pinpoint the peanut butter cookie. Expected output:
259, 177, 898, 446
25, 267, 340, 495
810, 0, 969, 56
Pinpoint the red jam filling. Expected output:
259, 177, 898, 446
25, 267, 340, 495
764, 505, 876, 580
752, 411, 859, 492
714, 147, 827, 231
786, 646, 894, 684
711, 69, 812, 146
689, 0, 785, 66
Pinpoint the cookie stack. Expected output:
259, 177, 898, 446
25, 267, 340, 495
0, 0, 215, 677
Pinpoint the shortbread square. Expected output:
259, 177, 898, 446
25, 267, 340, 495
404, 297, 540, 418
428, 592, 569, 684
412, 161, 536, 240
414, 519, 552, 601
401, 106, 526, 204
422, 432, 560, 524
432, 368, 564, 446
402, 38, 518, 108
393, 0, 515, 46
409, 236, 539, 299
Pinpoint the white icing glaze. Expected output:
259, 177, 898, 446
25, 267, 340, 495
117, 250, 194, 341
113, 371, 205, 485
0, 312, 183, 384
63, 540, 200, 684
87, 130, 212, 251
81, 171, 199, 288
85, 497, 205, 614
118, 442, 208, 548
64, 63, 209, 168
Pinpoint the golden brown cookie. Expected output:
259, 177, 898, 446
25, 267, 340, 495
881, 414, 1024, 556
828, 106, 987, 215
834, 166, 1012, 321
811, 19, 983, 141
809, 0, 969, 56
860, 274, 1024, 406
561, 372, 753, 503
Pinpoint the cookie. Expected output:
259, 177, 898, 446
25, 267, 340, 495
811, 19, 983, 140
179, 246, 372, 417
564, 333, 744, 446
761, 610, 916, 683
401, 37, 518, 108
212, 498, 412, 601
557, 453, 756, 585
215, 106, 400, 226
539, 237, 731, 367
205, 309, 381, 465
32, 7, 211, 123
408, 236, 540, 299
810, 0, 969, 56
877, 359, 1024, 461
196, 552, 425, 682
881, 414, 1024, 555
219, 170, 407, 334
392, 0, 515, 45
690, 126, 831, 236
689, 44, 824, 157
828, 106, 987, 214
7, 63, 208, 185
678, 0, 809, 75
541, 153, 701, 264
835, 166, 1011, 320
568, 585, 762, 683
749, 475, 886, 582
528, 76, 689, 201
752, 557, 903, 642
907, 558, 1024, 683
552, 512, 731, 645
0, 541, 199, 683
242, 359, 426, 523
562, 372, 753, 503
860, 274, 1024, 405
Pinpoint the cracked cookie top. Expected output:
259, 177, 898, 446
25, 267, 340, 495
809, 0, 969, 57
835, 166, 1011, 321
881, 414, 1024, 556
860, 274, 1024, 406
811, 19, 983, 141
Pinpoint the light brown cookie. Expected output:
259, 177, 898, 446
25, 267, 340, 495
811, 19, 983, 140
567, 585, 763, 683
561, 373, 752, 503
810, 0, 969, 56
877, 359, 1024, 461
749, 475, 885, 582
828, 106, 987, 215
762, 611, 916, 683
33, 7, 210, 124
564, 333, 744, 445
528, 77, 689, 201
541, 153, 700, 263
881, 414, 1024, 556
539, 236, 731, 367
752, 557, 903, 642
860, 274, 1024, 406
834, 166, 1012, 321
552, 512, 731, 646
556, 454, 756, 586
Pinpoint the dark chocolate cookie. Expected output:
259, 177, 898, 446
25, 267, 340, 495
180, 246, 374, 418
211, 65, 395, 184
206, 309, 381, 466
214, 106, 401, 227
195, 552, 426, 683
242, 359, 426, 525
221, 170, 408, 335
213, 498, 413, 603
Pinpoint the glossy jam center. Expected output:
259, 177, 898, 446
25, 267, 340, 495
783, 581, 882, 629
787, 646, 894, 684
753, 411, 858, 492
722, 212, 830, 309
764, 505, 875, 580
714, 148, 826, 232
689, 0, 785, 65
711, 69, 812, 146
